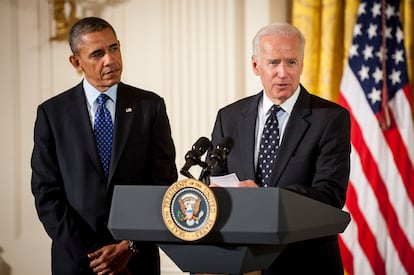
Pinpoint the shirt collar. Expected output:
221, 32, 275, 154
83, 78, 118, 107
261, 85, 301, 115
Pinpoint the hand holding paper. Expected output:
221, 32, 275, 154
209, 173, 240, 187
209, 173, 259, 188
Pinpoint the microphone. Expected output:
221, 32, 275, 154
199, 137, 234, 181
180, 137, 211, 178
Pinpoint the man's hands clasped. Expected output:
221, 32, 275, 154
88, 240, 134, 275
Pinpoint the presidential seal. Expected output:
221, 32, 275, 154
162, 178, 218, 241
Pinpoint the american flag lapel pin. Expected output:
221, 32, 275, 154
125, 107, 132, 113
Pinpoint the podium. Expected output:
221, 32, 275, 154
108, 185, 350, 274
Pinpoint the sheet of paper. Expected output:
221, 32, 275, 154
209, 173, 240, 187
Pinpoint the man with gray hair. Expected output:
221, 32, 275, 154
206, 22, 351, 275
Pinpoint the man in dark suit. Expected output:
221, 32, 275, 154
207, 23, 351, 275
31, 17, 177, 275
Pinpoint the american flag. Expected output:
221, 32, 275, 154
337, 0, 414, 274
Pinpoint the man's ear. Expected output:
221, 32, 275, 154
252, 56, 259, 75
69, 55, 82, 72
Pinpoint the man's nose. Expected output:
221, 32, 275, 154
276, 63, 287, 77
103, 52, 116, 65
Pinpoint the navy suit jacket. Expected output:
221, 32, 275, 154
209, 86, 351, 274
31, 82, 178, 274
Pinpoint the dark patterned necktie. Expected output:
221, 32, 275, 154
256, 105, 282, 187
94, 94, 113, 176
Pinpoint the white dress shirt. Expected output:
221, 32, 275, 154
83, 78, 118, 128
254, 85, 301, 167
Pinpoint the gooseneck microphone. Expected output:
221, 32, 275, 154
199, 137, 234, 181
180, 137, 211, 178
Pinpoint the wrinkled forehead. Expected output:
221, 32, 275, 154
259, 35, 304, 60
76, 29, 118, 53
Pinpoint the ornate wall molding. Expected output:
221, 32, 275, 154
49, 0, 78, 41
49, 0, 127, 41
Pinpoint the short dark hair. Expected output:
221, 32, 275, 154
69, 17, 117, 55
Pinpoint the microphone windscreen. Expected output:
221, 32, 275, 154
193, 136, 211, 153
217, 137, 234, 153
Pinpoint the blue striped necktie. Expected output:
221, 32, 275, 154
94, 94, 113, 176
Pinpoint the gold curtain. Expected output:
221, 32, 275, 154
401, 0, 414, 102
291, 0, 414, 110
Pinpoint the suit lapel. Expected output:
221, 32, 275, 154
269, 87, 311, 187
108, 83, 134, 181
237, 93, 261, 180
70, 83, 104, 176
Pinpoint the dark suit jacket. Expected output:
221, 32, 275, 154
31, 82, 178, 275
209, 86, 351, 275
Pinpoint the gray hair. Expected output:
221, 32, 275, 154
252, 22, 305, 60
69, 17, 117, 55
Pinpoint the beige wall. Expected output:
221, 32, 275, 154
0, 0, 288, 274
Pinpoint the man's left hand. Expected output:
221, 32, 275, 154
88, 240, 133, 275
